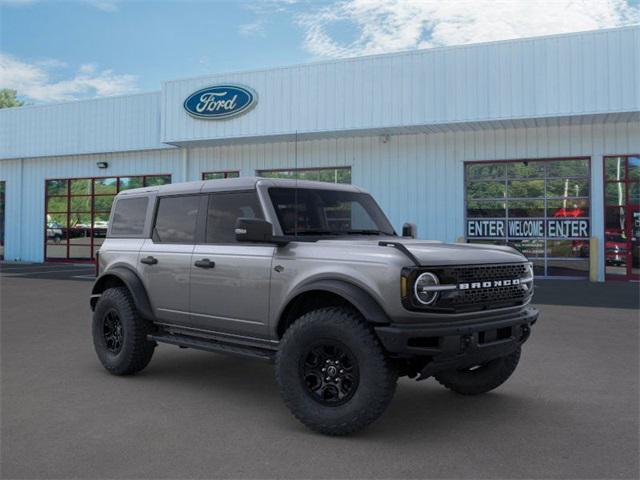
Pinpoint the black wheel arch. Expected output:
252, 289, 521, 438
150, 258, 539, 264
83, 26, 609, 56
91, 266, 154, 320
276, 279, 390, 338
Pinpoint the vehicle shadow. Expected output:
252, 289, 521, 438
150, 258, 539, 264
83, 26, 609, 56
128, 349, 553, 441
533, 279, 639, 310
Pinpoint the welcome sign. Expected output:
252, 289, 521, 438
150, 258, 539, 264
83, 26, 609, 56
184, 84, 257, 119
467, 219, 590, 239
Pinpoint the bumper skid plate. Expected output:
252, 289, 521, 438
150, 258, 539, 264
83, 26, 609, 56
375, 307, 538, 379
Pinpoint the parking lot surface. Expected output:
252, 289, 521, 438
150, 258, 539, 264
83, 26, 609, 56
1, 263, 638, 479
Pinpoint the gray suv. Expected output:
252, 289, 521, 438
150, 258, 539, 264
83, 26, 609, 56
91, 177, 538, 435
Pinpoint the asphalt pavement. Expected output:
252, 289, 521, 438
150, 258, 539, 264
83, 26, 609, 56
1, 263, 638, 479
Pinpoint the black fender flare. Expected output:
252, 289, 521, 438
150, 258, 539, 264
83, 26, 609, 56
281, 279, 390, 326
91, 266, 154, 320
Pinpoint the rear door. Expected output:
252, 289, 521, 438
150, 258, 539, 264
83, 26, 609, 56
139, 194, 202, 325
189, 190, 274, 338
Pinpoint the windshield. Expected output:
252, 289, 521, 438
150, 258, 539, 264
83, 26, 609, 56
268, 187, 395, 237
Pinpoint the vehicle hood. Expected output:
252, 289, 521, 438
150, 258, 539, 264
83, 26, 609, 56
315, 237, 527, 266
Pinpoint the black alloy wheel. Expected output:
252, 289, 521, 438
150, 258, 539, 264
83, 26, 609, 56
300, 341, 359, 406
103, 309, 124, 354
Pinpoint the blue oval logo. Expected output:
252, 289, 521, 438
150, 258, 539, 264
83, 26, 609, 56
183, 84, 257, 120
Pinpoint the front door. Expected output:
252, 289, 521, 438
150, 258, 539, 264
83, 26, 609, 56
189, 191, 274, 338
604, 156, 639, 280
139, 194, 201, 323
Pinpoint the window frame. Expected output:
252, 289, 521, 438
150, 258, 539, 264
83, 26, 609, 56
0, 181, 5, 260
257, 166, 351, 184
464, 157, 592, 278
602, 154, 640, 280
201, 171, 240, 180
44, 174, 171, 262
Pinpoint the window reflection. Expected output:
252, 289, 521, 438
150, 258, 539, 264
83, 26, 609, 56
202, 171, 240, 180
259, 167, 351, 184
465, 158, 591, 277
506, 162, 545, 179
507, 180, 545, 198
605, 183, 625, 206
605, 157, 625, 181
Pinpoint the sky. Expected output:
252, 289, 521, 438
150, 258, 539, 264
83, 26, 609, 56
1, 0, 639, 104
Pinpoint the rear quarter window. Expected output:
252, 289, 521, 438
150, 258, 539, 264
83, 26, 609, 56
109, 197, 149, 237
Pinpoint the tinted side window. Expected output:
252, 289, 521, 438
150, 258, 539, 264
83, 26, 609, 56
110, 197, 148, 237
206, 192, 264, 243
153, 195, 200, 243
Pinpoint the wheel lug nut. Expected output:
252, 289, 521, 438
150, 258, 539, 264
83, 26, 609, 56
322, 368, 326, 372
340, 369, 344, 373
326, 377, 330, 381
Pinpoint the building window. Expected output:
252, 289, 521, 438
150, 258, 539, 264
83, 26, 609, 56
603, 155, 639, 280
202, 171, 240, 180
0, 181, 4, 260
45, 174, 171, 261
465, 159, 591, 277
258, 167, 351, 184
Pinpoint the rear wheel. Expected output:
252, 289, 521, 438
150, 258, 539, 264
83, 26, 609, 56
92, 287, 155, 375
434, 348, 521, 395
276, 307, 397, 436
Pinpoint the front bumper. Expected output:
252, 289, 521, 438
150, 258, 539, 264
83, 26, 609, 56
375, 306, 538, 378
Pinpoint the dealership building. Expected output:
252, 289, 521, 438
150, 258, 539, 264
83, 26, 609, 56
0, 26, 638, 281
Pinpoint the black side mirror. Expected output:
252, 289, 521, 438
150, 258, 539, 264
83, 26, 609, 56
402, 222, 417, 238
235, 218, 289, 245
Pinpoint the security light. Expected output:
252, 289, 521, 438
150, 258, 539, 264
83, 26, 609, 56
96, 162, 108, 169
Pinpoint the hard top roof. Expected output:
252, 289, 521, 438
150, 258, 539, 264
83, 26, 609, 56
117, 176, 364, 196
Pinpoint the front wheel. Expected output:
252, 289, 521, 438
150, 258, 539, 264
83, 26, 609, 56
275, 307, 397, 436
92, 287, 155, 376
434, 348, 521, 395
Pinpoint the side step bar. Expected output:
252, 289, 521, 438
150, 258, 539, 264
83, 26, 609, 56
148, 333, 276, 362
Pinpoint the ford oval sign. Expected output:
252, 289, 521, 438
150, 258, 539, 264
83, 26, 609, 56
183, 84, 257, 120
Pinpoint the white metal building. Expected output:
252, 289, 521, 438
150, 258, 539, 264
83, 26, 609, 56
1, 26, 638, 281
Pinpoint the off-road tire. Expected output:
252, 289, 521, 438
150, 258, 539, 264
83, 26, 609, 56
92, 287, 155, 375
275, 307, 397, 436
434, 348, 521, 395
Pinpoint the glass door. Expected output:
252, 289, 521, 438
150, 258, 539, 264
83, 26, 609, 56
45, 175, 171, 261
0, 181, 5, 260
604, 156, 639, 280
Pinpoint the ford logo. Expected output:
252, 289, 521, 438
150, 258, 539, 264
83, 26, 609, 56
183, 84, 257, 120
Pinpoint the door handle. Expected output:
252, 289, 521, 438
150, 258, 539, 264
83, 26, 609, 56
140, 256, 158, 265
194, 258, 215, 269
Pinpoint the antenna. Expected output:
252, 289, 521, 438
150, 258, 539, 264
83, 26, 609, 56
294, 130, 298, 238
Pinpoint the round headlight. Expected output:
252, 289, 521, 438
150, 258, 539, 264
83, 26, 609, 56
414, 272, 440, 305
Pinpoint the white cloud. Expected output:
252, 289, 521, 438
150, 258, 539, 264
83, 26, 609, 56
298, 0, 640, 58
0, 53, 138, 102
239, 19, 266, 36
86, 0, 119, 12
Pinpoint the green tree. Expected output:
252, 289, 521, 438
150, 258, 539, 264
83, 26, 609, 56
0, 89, 24, 109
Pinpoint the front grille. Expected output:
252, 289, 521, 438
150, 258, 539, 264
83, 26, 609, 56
454, 264, 528, 283
451, 283, 526, 306
432, 263, 531, 312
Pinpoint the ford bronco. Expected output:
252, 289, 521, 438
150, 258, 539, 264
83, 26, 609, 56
91, 177, 538, 435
